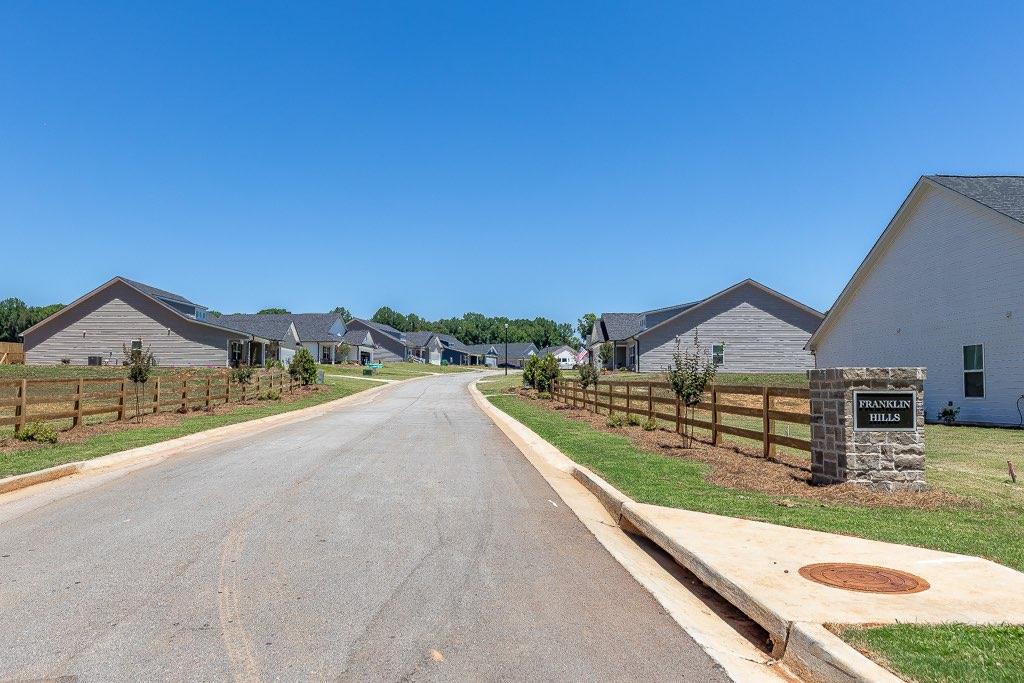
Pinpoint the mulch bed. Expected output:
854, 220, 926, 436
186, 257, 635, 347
507, 388, 966, 510
0, 385, 324, 456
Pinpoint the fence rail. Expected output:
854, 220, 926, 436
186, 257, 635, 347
0, 342, 24, 365
0, 370, 300, 434
551, 377, 811, 457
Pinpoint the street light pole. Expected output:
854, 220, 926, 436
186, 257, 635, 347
504, 323, 509, 377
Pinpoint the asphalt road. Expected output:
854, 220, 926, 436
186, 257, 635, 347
0, 372, 727, 682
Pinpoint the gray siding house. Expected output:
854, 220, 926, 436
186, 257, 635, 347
590, 279, 823, 373
216, 314, 302, 365
348, 319, 409, 363
21, 276, 252, 367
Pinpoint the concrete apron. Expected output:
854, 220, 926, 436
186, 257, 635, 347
472, 382, 1024, 683
0, 376, 422, 502
469, 382, 796, 683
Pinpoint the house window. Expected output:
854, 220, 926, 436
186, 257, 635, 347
131, 339, 142, 353
963, 344, 984, 398
195, 310, 206, 321
88, 355, 104, 366
229, 340, 243, 366
712, 344, 725, 366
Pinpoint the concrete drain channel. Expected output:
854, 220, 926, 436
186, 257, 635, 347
798, 562, 930, 594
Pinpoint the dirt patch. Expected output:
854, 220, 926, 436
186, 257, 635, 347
517, 391, 965, 510
0, 385, 324, 456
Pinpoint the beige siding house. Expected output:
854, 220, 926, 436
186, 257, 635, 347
21, 277, 252, 367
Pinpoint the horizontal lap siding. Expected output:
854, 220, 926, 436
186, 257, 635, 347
813, 186, 1024, 425
638, 284, 820, 374
23, 281, 242, 367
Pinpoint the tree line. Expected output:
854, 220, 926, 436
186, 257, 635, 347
0, 298, 65, 342
370, 307, 579, 350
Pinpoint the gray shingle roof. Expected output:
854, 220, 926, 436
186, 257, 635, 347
121, 277, 199, 307
216, 314, 295, 341
435, 333, 471, 354
290, 313, 345, 342
499, 343, 538, 364
927, 175, 1024, 224
466, 343, 499, 356
403, 331, 437, 347
341, 329, 372, 346
599, 313, 644, 341
540, 345, 575, 356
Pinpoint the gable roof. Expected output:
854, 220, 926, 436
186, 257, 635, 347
120, 277, 200, 308
540, 345, 575, 356
290, 313, 345, 342
594, 279, 822, 344
500, 342, 538, 363
341, 329, 373, 346
926, 175, 1024, 225
466, 343, 499, 356
216, 314, 297, 342
19, 276, 247, 339
808, 175, 1024, 350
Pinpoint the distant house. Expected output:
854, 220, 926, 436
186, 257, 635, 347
216, 314, 302, 365
498, 342, 539, 369
348, 319, 493, 366
291, 313, 351, 364
465, 344, 499, 367
348, 319, 410, 363
20, 276, 257, 367
589, 279, 823, 373
808, 175, 1024, 426
339, 329, 376, 364
539, 345, 578, 369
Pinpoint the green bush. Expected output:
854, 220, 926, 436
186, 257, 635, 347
264, 358, 284, 370
231, 365, 255, 385
289, 347, 317, 385
627, 414, 643, 426
523, 354, 539, 388
938, 402, 960, 426
524, 353, 561, 392
362, 366, 377, 376
257, 389, 282, 401
642, 417, 657, 431
537, 390, 552, 400
606, 414, 626, 428
17, 421, 58, 444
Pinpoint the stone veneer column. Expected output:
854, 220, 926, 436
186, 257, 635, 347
808, 367, 927, 492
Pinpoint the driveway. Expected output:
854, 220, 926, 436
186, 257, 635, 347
0, 372, 727, 681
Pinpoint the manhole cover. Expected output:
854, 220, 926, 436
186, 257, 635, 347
798, 563, 930, 594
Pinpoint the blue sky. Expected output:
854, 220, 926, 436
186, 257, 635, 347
2, 2, 1022, 325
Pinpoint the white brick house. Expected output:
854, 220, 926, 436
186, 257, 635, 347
808, 175, 1024, 426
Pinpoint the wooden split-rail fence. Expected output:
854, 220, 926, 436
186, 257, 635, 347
1, 370, 300, 435
551, 377, 811, 457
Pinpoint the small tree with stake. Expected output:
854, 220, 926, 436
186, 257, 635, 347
577, 361, 600, 412
122, 343, 155, 423
666, 331, 717, 448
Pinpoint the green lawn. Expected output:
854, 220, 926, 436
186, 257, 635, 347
839, 624, 1024, 683
486, 391, 1024, 682
0, 365, 228, 380
0, 375, 378, 478
319, 362, 476, 380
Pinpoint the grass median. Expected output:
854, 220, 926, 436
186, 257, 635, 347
484, 387, 1024, 682
0, 376, 379, 479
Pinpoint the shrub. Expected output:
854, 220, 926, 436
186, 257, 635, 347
606, 414, 626, 428
577, 362, 600, 412
258, 388, 281, 401
122, 343, 155, 423
264, 358, 284, 370
60, 357, 71, 365
17, 421, 58, 444
627, 414, 643, 426
666, 331, 717, 447
642, 417, 657, 431
537, 390, 552, 400
536, 353, 561, 392
441, 359, 449, 367
523, 354, 540, 388
289, 347, 317, 385
362, 366, 377, 376
231, 365, 255, 385
598, 342, 613, 368
938, 402, 960, 426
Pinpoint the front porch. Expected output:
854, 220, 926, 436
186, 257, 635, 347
598, 340, 638, 371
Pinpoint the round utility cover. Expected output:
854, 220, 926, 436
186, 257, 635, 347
798, 563, 930, 594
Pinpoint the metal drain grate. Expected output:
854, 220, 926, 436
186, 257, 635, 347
798, 563, 930, 594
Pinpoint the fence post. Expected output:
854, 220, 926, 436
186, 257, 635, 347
711, 386, 719, 445
625, 383, 631, 417
181, 379, 188, 413
205, 377, 212, 411
117, 380, 126, 421
762, 386, 771, 457
14, 379, 27, 435
648, 382, 653, 419
224, 376, 231, 404
73, 378, 83, 428
608, 383, 613, 415
153, 376, 161, 414
675, 394, 681, 434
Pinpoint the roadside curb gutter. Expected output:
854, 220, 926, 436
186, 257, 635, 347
0, 375, 421, 499
474, 382, 922, 683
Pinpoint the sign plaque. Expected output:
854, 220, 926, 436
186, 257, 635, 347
853, 391, 916, 431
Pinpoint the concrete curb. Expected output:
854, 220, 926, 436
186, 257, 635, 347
0, 375, 419, 498
478, 385, 901, 683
